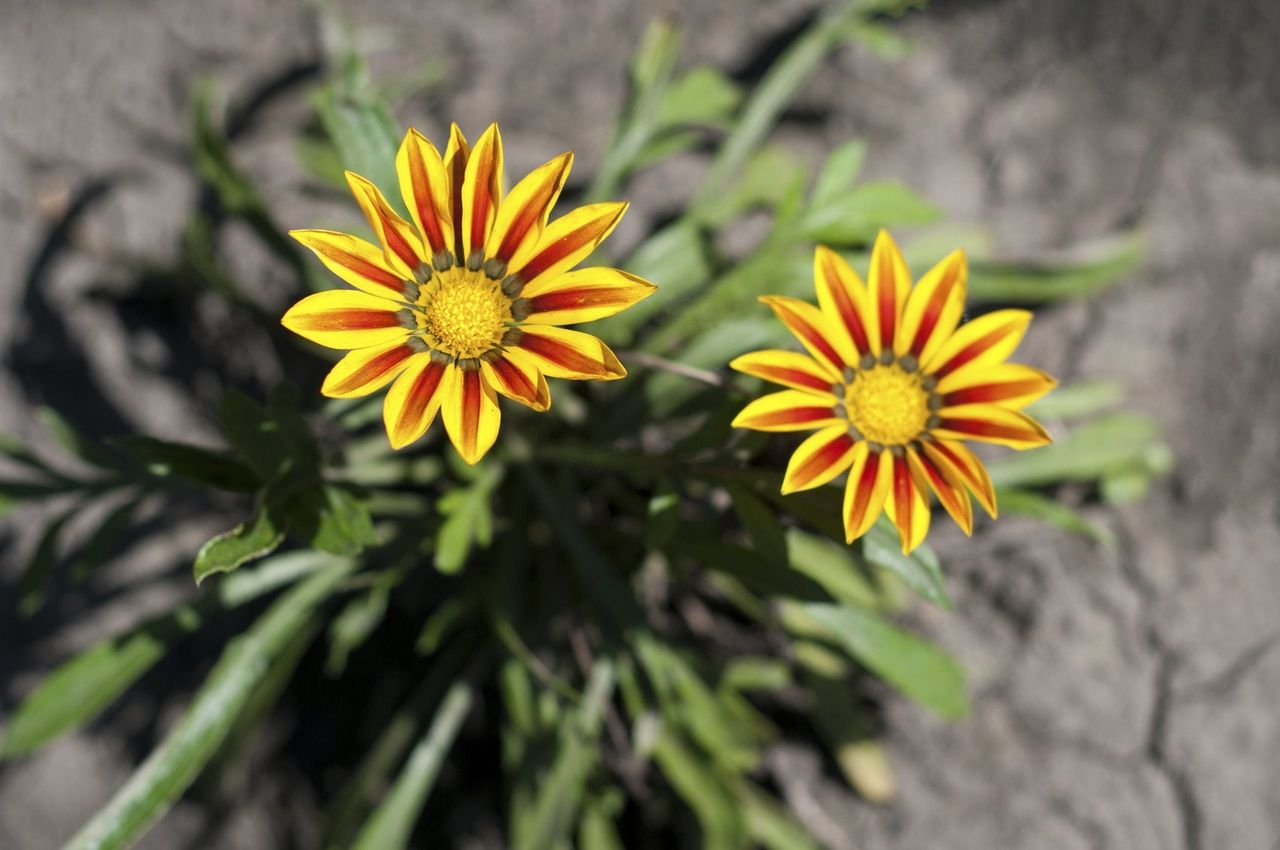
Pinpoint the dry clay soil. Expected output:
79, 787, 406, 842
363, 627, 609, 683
1, 0, 1279, 848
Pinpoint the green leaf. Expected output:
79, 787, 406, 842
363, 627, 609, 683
70, 496, 142, 581
796, 603, 969, 719
434, 465, 501, 573
62, 560, 351, 850
37, 407, 116, 469
967, 232, 1143, 304
5, 549, 323, 758
314, 55, 404, 217
110, 436, 259, 492
995, 488, 1113, 542
800, 180, 941, 245
720, 658, 791, 693
511, 662, 615, 850
785, 528, 882, 609
651, 732, 746, 850
861, 516, 951, 609
351, 682, 474, 850
18, 503, 79, 617
984, 414, 1162, 489
810, 139, 867, 208
656, 66, 741, 130
326, 569, 400, 676
727, 484, 788, 565
219, 390, 288, 482
740, 783, 822, 850
299, 484, 378, 556
193, 508, 285, 586
1025, 380, 1124, 421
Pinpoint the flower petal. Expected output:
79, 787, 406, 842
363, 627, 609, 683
396, 127, 455, 258
938, 363, 1057, 409
897, 248, 966, 363
842, 444, 892, 543
281, 290, 409, 349
813, 245, 872, 360
908, 444, 973, 535
487, 152, 573, 270
512, 326, 626, 382
885, 453, 930, 554
758, 295, 848, 374
442, 366, 501, 465
509, 202, 628, 290
920, 439, 997, 518
346, 170, 424, 276
290, 230, 408, 298
923, 309, 1031, 378
460, 123, 504, 264
481, 347, 550, 411
931, 405, 1052, 449
866, 230, 911, 356
320, 339, 418, 398
444, 123, 470, 258
383, 355, 449, 449
731, 389, 840, 432
729, 349, 838, 396
521, 267, 657, 326
781, 426, 859, 494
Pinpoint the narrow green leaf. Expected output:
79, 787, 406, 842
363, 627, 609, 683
995, 488, 1113, 543
861, 517, 951, 609
37, 408, 116, 469
109, 436, 259, 492
810, 139, 867, 208
800, 180, 941, 245
18, 503, 79, 617
727, 484, 788, 565
655, 66, 741, 129
967, 232, 1143, 304
63, 560, 351, 850
984, 414, 1161, 489
434, 466, 501, 573
797, 603, 969, 719
651, 732, 746, 850
740, 782, 822, 850
326, 569, 399, 676
194, 508, 285, 586
785, 528, 882, 609
314, 56, 404, 217
3, 552, 329, 760
1024, 380, 1124, 421
218, 390, 287, 482
70, 496, 142, 581
351, 682, 474, 850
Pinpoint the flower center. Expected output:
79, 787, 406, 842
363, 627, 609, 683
411, 267, 513, 359
844, 363, 931, 446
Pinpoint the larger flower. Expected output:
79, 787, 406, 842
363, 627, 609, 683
283, 124, 655, 463
731, 231, 1055, 554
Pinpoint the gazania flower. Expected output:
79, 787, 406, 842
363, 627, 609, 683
731, 231, 1055, 554
282, 123, 655, 463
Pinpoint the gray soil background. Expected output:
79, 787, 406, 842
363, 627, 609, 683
2, 0, 1279, 848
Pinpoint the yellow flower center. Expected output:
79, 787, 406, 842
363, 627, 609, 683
413, 268, 513, 360
844, 364, 931, 446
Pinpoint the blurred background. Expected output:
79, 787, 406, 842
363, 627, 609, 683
2, 0, 1278, 848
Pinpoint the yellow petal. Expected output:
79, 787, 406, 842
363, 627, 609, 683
320, 339, 419, 399
509, 202, 629, 289
481, 347, 551, 411
866, 230, 911, 356
346, 170, 425, 277
885, 453, 930, 555
813, 246, 873, 360
441, 366, 501, 465
758, 295, 849, 375
511, 326, 626, 382
459, 123, 504, 263
396, 127, 455, 258
382, 355, 449, 449
290, 229, 408, 299
487, 152, 574, 271
842, 443, 892, 543
931, 404, 1052, 449
281, 290, 409, 349
520, 267, 656, 326
444, 123, 471, 258
896, 248, 966, 363
923, 309, 1032, 378
730, 389, 840, 432
781, 425, 859, 494
937, 363, 1057, 409
908, 444, 973, 536
728, 349, 838, 396
921, 439, 998, 518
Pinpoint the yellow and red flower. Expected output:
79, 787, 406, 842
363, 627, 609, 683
283, 123, 655, 463
731, 231, 1055, 554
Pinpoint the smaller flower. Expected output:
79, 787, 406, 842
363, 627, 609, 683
282, 123, 656, 464
731, 231, 1055, 554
